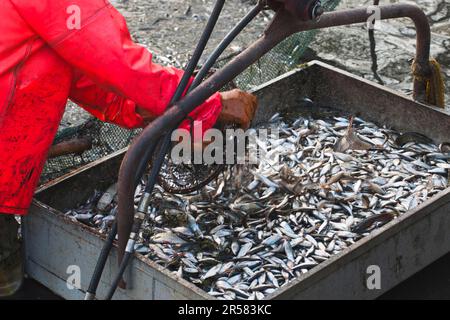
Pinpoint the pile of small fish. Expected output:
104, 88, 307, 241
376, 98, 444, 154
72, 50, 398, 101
67, 110, 449, 300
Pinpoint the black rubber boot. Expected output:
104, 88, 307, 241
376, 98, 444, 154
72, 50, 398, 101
0, 215, 23, 297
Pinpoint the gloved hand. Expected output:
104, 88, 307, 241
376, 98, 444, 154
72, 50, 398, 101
183, 89, 258, 153
217, 89, 258, 129
137, 89, 258, 129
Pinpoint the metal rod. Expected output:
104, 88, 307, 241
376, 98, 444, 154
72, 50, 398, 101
85, 0, 228, 295
114, 4, 265, 286
105, 251, 132, 300
85, 134, 161, 299
84, 221, 117, 300
368, 0, 383, 85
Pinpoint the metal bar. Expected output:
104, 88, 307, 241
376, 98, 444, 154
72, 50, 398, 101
289, 3, 431, 102
116, 3, 433, 278
118, 134, 174, 269
368, 0, 383, 85
85, 220, 117, 300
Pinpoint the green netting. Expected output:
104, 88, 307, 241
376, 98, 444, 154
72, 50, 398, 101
231, 0, 341, 90
41, 0, 341, 184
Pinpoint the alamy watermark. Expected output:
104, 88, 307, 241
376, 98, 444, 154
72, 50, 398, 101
66, 265, 81, 290
66, 5, 81, 30
367, 5, 381, 30
366, 265, 381, 290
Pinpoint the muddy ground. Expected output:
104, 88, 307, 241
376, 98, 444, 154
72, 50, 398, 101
61, 0, 450, 129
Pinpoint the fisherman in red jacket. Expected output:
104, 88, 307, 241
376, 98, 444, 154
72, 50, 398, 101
0, 0, 257, 297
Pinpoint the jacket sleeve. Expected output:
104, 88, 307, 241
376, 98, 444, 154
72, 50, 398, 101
10, 0, 222, 130
68, 70, 144, 129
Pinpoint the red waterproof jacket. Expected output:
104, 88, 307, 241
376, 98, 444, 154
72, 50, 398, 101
0, 0, 222, 215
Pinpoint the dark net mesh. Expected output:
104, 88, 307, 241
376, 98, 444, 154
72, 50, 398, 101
41, 119, 141, 183
229, 0, 341, 90
40, 0, 341, 184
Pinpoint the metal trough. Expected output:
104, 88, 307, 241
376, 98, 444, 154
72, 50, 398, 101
24, 61, 450, 300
